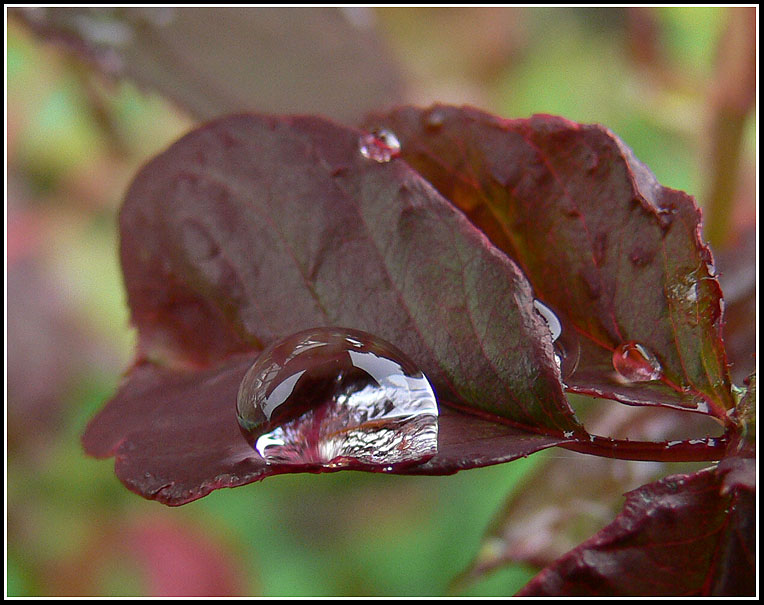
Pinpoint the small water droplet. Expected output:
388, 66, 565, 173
359, 129, 401, 163
424, 108, 446, 131
657, 203, 676, 231
533, 300, 580, 380
237, 327, 438, 469
612, 341, 663, 382
666, 269, 704, 325
533, 300, 562, 341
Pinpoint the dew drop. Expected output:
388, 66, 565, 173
533, 300, 580, 380
612, 341, 663, 382
359, 129, 401, 163
237, 327, 438, 469
533, 299, 562, 341
424, 108, 446, 131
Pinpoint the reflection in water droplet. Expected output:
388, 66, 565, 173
533, 300, 562, 341
359, 129, 401, 163
237, 327, 438, 469
612, 341, 663, 382
533, 300, 580, 380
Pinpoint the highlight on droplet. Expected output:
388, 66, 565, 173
236, 327, 438, 470
612, 341, 663, 382
533, 299, 580, 380
358, 128, 401, 163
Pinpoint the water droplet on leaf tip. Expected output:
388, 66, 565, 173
612, 341, 663, 382
359, 129, 401, 163
237, 327, 438, 469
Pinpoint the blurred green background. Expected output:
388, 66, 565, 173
6, 6, 756, 597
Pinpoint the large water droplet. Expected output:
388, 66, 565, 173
533, 300, 580, 380
612, 341, 663, 382
359, 129, 401, 163
237, 327, 438, 469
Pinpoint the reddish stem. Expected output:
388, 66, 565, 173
559, 433, 730, 463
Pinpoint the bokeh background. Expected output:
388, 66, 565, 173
6, 6, 756, 597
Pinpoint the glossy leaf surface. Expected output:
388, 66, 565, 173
83, 354, 567, 505
83, 112, 586, 504
366, 105, 735, 418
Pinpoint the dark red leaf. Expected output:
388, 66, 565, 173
83, 354, 568, 506
516, 457, 756, 596
83, 112, 583, 503
116, 113, 581, 432
456, 401, 723, 584
366, 105, 735, 419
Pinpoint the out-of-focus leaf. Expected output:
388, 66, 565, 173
516, 458, 755, 596
367, 105, 735, 419
715, 226, 756, 385
11, 6, 405, 124
455, 400, 720, 586
83, 112, 582, 504
45, 514, 247, 596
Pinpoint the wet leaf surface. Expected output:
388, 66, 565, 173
366, 105, 735, 418
83, 112, 583, 504
516, 457, 755, 596
83, 354, 567, 506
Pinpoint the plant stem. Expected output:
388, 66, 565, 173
559, 433, 730, 463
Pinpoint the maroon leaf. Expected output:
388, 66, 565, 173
83, 112, 583, 504
456, 401, 723, 584
83, 354, 568, 506
516, 457, 756, 596
116, 113, 582, 432
365, 105, 735, 419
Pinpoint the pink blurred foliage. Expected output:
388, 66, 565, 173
45, 514, 249, 596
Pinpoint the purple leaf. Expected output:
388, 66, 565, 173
83, 112, 582, 504
83, 354, 567, 506
116, 113, 582, 432
456, 401, 723, 582
516, 457, 756, 596
11, 7, 404, 124
365, 105, 735, 419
